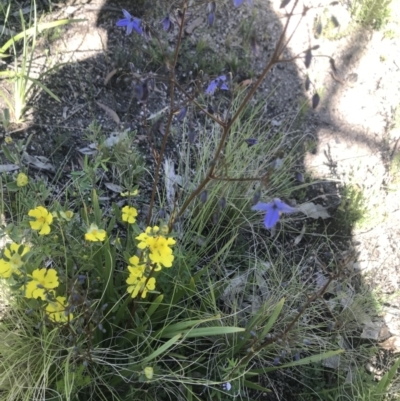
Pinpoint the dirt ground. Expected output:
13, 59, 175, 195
1, 0, 400, 390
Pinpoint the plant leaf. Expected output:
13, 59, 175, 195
142, 334, 182, 363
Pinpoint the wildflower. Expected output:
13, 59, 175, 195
251, 199, 297, 229
59, 210, 74, 221
127, 276, 156, 298
116, 9, 143, 35
4, 136, 12, 144
245, 138, 258, 147
233, 0, 253, 7
161, 15, 173, 32
126, 255, 146, 280
176, 106, 187, 121
28, 206, 53, 235
46, 296, 73, 323
121, 205, 138, 224
206, 75, 229, 95
0, 242, 30, 278
16, 172, 28, 187
85, 223, 107, 242
207, 12, 215, 26
206, 2, 216, 26
136, 226, 176, 268
25, 268, 59, 300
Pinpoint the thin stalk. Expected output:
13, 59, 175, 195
146, 2, 188, 226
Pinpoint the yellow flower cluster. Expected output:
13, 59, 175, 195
136, 226, 176, 268
24, 268, 73, 322
126, 226, 176, 299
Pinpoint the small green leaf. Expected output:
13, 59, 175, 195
161, 326, 245, 338
249, 350, 345, 373
260, 298, 285, 338
142, 334, 182, 364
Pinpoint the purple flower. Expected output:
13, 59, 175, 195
233, 0, 253, 7
116, 9, 143, 35
251, 198, 297, 229
161, 15, 173, 32
245, 138, 258, 147
206, 75, 229, 95
207, 12, 215, 26
176, 106, 187, 121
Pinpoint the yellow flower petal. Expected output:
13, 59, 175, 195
39, 224, 51, 236
0, 259, 11, 278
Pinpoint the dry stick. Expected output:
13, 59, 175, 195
175, 0, 302, 221
146, 2, 188, 226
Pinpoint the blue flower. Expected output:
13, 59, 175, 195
206, 75, 229, 95
233, 0, 253, 7
251, 199, 297, 229
161, 15, 173, 32
245, 138, 258, 147
116, 9, 143, 35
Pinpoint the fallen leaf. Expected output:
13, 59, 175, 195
104, 130, 128, 147
96, 101, 120, 125
104, 183, 124, 193
280, 0, 292, 8
77, 144, 97, 155
0, 164, 19, 172
22, 152, 55, 172
185, 17, 203, 34
298, 202, 330, 219
312, 93, 320, 109
305, 49, 312, 68
104, 69, 118, 85
239, 79, 253, 88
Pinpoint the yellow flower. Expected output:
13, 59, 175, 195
25, 268, 59, 300
0, 242, 30, 278
127, 276, 156, 298
85, 223, 106, 242
120, 189, 139, 197
136, 226, 176, 268
59, 210, 74, 221
144, 367, 153, 380
46, 296, 73, 323
4, 136, 12, 144
16, 172, 28, 187
147, 237, 175, 268
126, 255, 146, 280
121, 205, 138, 224
28, 206, 53, 235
